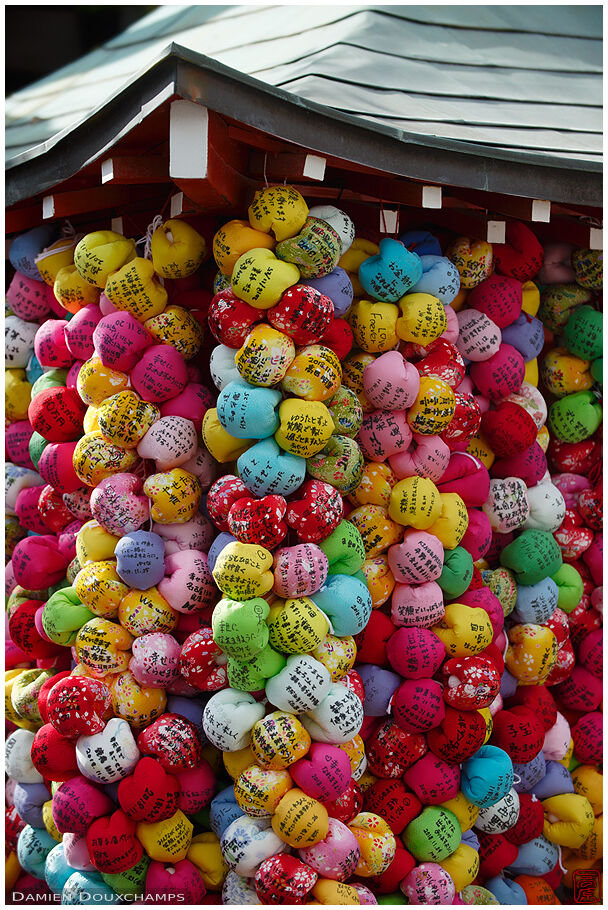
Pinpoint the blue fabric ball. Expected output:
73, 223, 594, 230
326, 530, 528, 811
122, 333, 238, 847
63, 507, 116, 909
357, 664, 401, 716
485, 876, 528, 904
210, 785, 244, 838
512, 577, 559, 624
513, 750, 547, 793
399, 230, 442, 257
114, 530, 165, 589
45, 844, 74, 894
506, 835, 559, 876
502, 313, 545, 361
411, 255, 461, 305
306, 267, 353, 317
532, 760, 575, 800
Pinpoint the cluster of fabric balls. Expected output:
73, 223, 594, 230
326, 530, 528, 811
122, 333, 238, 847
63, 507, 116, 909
5, 185, 603, 906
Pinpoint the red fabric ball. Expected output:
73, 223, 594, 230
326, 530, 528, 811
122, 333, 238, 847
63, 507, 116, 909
137, 713, 202, 772
354, 611, 396, 667
267, 284, 334, 346
286, 479, 343, 543
492, 221, 544, 282
31, 724, 79, 781
118, 756, 180, 823
208, 288, 264, 348
8, 600, 62, 660
477, 831, 519, 880
426, 705, 487, 763
86, 808, 143, 874
481, 401, 538, 458
363, 779, 422, 834
28, 387, 87, 443
366, 719, 427, 779
365, 842, 416, 894
467, 273, 522, 328
506, 685, 557, 733
492, 706, 545, 764
206, 475, 248, 531
504, 793, 545, 845
324, 779, 363, 823
319, 318, 354, 360
255, 854, 317, 904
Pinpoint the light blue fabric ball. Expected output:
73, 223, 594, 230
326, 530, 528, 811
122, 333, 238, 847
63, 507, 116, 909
461, 745, 514, 808
358, 238, 423, 303
512, 577, 559, 624
312, 573, 372, 637
217, 379, 281, 440
237, 438, 305, 497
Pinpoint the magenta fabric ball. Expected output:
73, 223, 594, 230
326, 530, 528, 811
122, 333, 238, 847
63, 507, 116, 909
403, 753, 460, 805
470, 344, 525, 402
93, 310, 153, 372
467, 273, 523, 329
290, 743, 352, 802
460, 509, 492, 561
145, 859, 207, 903
131, 345, 188, 403
159, 383, 213, 430
38, 441, 82, 494
392, 680, 446, 733
6, 420, 35, 469
386, 627, 445, 679
52, 776, 115, 835
11, 535, 70, 589
492, 442, 548, 487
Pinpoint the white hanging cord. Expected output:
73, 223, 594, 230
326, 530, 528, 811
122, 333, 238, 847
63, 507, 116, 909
142, 214, 164, 260
263, 152, 269, 188
62, 219, 76, 238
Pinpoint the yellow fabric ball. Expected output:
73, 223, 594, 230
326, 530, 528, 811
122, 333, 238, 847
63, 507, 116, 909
151, 219, 207, 279
104, 257, 167, 321
248, 185, 309, 241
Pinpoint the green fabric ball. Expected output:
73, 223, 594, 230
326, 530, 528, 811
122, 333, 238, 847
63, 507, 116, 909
30, 368, 68, 398
439, 547, 474, 597
319, 519, 366, 575
41, 586, 94, 646
548, 390, 602, 443
212, 596, 270, 662
591, 357, 602, 385
563, 305, 603, 360
403, 806, 461, 861
102, 855, 150, 897
551, 563, 584, 614
227, 645, 286, 692
377, 893, 408, 905
500, 529, 562, 586
28, 431, 49, 469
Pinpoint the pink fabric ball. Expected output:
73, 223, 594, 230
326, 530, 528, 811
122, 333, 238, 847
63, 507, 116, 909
64, 305, 102, 361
